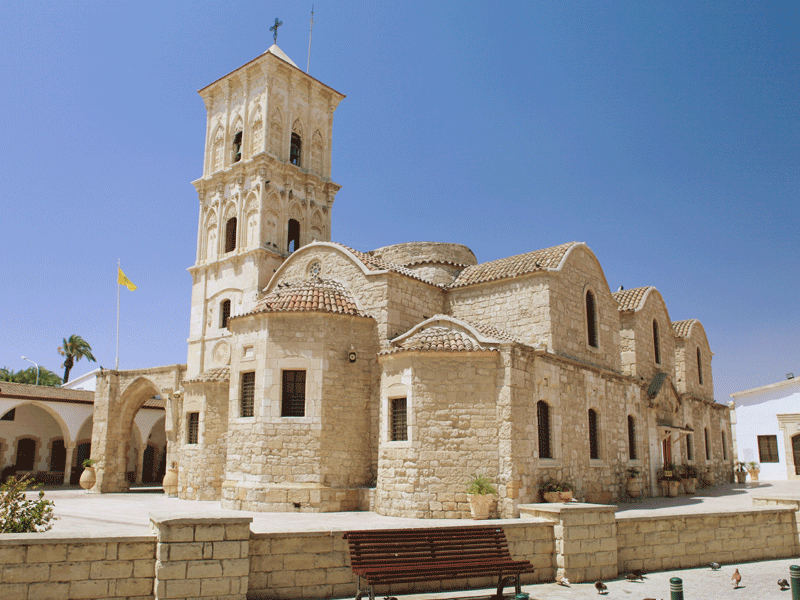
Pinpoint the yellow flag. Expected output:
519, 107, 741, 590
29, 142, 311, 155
118, 267, 137, 291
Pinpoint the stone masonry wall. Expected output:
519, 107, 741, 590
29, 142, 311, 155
616, 508, 799, 573
617, 289, 675, 380
0, 536, 155, 600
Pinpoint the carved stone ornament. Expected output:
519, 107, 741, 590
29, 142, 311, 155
308, 260, 322, 280
257, 167, 269, 181
212, 340, 231, 367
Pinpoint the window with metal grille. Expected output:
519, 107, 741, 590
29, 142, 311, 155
390, 398, 407, 441
1, 408, 15, 421
537, 401, 551, 459
586, 290, 598, 348
220, 299, 231, 329
240, 372, 255, 418
187, 412, 199, 444
589, 409, 600, 459
653, 320, 661, 364
225, 217, 237, 253
697, 347, 703, 385
704, 427, 710, 460
281, 370, 306, 417
686, 433, 694, 461
290, 132, 302, 165
627, 415, 637, 460
757, 435, 779, 462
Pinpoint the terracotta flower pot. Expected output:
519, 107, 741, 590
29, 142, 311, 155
543, 491, 572, 503
735, 471, 747, 484
79, 466, 96, 491
747, 469, 759, 482
667, 480, 681, 497
626, 477, 641, 498
162, 467, 179, 497
467, 494, 494, 519
682, 478, 698, 494
703, 471, 715, 486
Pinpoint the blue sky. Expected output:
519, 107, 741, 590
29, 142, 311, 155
1, 1, 797, 401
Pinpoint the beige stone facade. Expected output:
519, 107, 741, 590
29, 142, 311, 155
160, 44, 735, 517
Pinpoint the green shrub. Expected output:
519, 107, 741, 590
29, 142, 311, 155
0, 476, 57, 533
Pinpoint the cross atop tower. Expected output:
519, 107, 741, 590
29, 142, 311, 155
270, 17, 283, 44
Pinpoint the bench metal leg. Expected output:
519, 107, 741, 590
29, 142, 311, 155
354, 577, 375, 600
495, 574, 522, 598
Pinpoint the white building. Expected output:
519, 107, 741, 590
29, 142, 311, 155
730, 375, 800, 480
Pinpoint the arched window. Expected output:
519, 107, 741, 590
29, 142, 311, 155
537, 401, 552, 459
588, 409, 600, 459
225, 217, 237, 253
50, 439, 66, 472
220, 300, 231, 329
685, 432, 694, 461
653, 320, 661, 365
697, 347, 703, 384
290, 132, 302, 166
232, 131, 242, 163
287, 218, 300, 253
627, 415, 637, 460
585, 290, 598, 348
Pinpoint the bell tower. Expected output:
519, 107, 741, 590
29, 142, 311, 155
187, 43, 345, 377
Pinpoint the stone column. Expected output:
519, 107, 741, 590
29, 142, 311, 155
63, 445, 75, 485
136, 445, 146, 485
150, 512, 253, 600
519, 502, 617, 583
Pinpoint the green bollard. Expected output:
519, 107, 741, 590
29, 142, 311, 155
791, 565, 800, 600
670, 576, 684, 600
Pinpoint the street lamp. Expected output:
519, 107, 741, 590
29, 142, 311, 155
21, 356, 39, 386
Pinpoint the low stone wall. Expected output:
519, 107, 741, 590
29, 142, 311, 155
247, 521, 555, 600
617, 507, 799, 573
0, 535, 155, 600
0, 503, 796, 599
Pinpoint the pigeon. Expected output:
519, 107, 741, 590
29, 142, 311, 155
595, 580, 608, 594
626, 571, 644, 581
557, 576, 570, 586
732, 568, 742, 588
778, 579, 790, 590
631, 569, 646, 579
710, 562, 721, 570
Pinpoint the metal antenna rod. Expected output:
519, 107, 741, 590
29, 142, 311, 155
307, 4, 314, 73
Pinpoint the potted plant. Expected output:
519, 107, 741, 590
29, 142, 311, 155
734, 461, 747, 484
747, 461, 760, 482
624, 467, 641, 498
541, 480, 573, 503
466, 474, 496, 519
162, 461, 179, 497
79, 458, 96, 491
681, 464, 699, 494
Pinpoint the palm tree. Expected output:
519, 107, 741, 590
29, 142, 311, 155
57, 335, 97, 383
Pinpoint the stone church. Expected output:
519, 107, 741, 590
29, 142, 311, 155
96, 43, 732, 519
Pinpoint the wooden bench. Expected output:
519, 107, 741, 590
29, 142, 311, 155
343, 526, 534, 600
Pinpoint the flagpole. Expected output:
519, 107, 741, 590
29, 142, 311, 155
116, 259, 120, 370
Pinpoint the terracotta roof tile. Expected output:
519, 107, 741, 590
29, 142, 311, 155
247, 278, 368, 317
612, 286, 654, 311
0, 381, 93, 404
469, 321, 521, 343
672, 319, 697, 338
185, 366, 230, 384
334, 243, 441, 285
450, 242, 578, 288
392, 326, 490, 352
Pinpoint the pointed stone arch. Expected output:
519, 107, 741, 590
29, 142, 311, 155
245, 192, 259, 249
311, 129, 324, 175
310, 210, 324, 242
249, 106, 263, 156
91, 365, 185, 493
211, 125, 225, 172
269, 107, 283, 158
203, 211, 218, 261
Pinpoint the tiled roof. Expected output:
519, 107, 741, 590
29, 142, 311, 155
612, 286, 654, 311
334, 243, 440, 285
450, 242, 578, 288
672, 319, 697, 338
470, 321, 521, 343
391, 326, 491, 352
0, 381, 93, 404
247, 278, 368, 317
185, 366, 230, 384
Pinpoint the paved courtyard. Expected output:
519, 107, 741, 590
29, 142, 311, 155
27, 480, 800, 599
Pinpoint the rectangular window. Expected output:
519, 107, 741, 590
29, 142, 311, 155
686, 433, 694, 461
627, 415, 637, 460
704, 428, 710, 460
187, 412, 199, 444
240, 372, 255, 417
281, 370, 306, 417
589, 409, 600, 459
391, 398, 408, 441
757, 435, 779, 463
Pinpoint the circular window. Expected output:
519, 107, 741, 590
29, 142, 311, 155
308, 260, 322, 280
